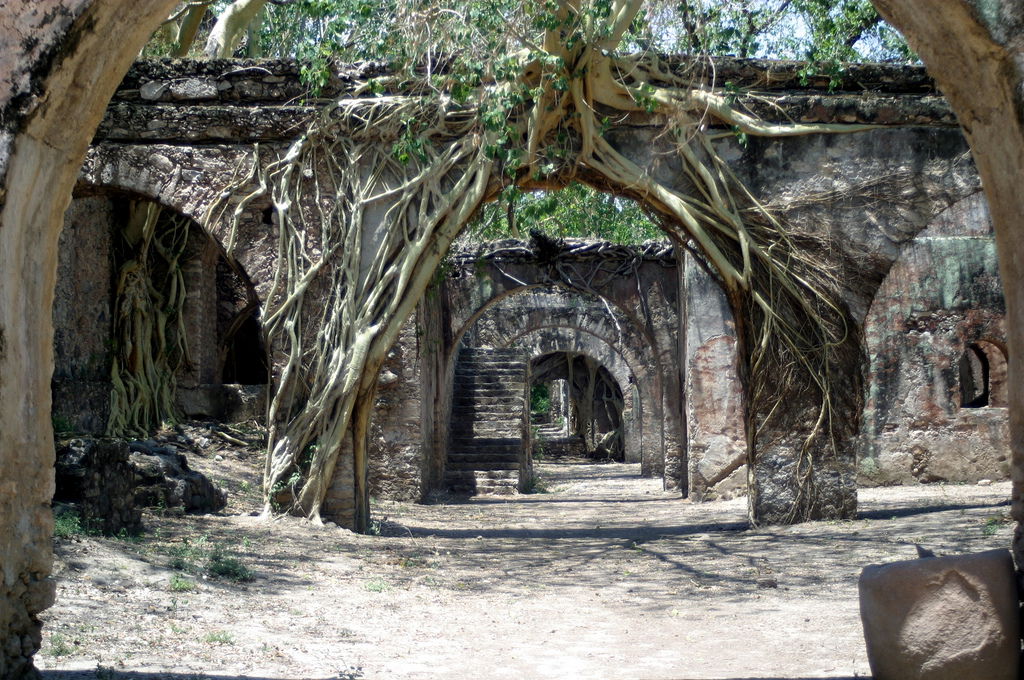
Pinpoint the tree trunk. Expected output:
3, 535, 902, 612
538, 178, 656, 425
872, 0, 1024, 573
204, 0, 267, 58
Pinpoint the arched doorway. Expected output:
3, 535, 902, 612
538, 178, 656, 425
528, 351, 626, 462
52, 190, 268, 434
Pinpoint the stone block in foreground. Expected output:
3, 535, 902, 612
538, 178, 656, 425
859, 548, 1019, 680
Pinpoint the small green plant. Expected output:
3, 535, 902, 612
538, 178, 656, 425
114, 527, 143, 543
364, 577, 390, 593
203, 630, 234, 645
366, 516, 388, 536
51, 414, 75, 434
983, 513, 1010, 536
168, 536, 208, 572
522, 474, 549, 494
53, 509, 84, 539
47, 633, 73, 657
169, 574, 196, 592
167, 536, 253, 582
206, 549, 254, 582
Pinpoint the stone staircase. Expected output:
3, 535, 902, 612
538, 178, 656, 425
446, 348, 529, 495
532, 421, 587, 459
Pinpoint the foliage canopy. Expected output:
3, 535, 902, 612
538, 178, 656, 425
151, 0, 913, 245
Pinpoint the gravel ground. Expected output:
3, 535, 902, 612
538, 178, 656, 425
36, 452, 1014, 680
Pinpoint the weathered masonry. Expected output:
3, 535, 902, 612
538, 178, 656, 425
53, 58, 1008, 532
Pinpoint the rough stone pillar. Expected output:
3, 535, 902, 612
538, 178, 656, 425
0, 1, 179, 675
683, 252, 748, 501
52, 196, 116, 434
178, 233, 220, 388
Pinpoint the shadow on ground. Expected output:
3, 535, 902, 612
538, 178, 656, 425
42, 673, 865, 680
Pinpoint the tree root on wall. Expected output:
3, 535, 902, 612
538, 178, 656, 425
209, 0, 867, 529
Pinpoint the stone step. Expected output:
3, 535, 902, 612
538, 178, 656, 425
456, 358, 525, 366
450, 440, 524, 450
453, 371, 525, 379
456, 357, 525, 366
450, 404, 524, 414
450, 432, 524, 444
453, 387, 524, 395
446, 460, 521, 471
447, 453, 521, 466
450, 438, 524, 448
444, 472, 519, 496
454, 366, 524, 376
451, 397, 525, 407
459, 348, 526, 358
452, 393, 524, 402
452, 383, 524, 391
451, 385, 525, 395
449, 430, 523, 440
449, 445, 522, 454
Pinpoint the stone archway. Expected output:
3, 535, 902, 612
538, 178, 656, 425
526, 349, 628, 462
54, 188, 269, 431
0, 2, 181, 673
859, 192, 1010, 485
434, 262, 683, 496
510, 328, 646, 470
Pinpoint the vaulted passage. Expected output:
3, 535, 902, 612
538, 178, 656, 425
39, 59, 1009, 534
53, 190, 268, 435
529, 351, 626, 462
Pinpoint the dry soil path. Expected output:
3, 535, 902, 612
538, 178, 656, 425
36, 458, 1013, 680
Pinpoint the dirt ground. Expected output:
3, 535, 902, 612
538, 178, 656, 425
36, 443, 1014, 680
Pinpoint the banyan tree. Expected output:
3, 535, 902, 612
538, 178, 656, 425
197, 0, 872, 530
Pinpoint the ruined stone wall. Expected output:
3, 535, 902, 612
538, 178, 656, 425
366, 315, 429, 502
64, 59, 1003, 524
53, 196, 116, 434
860, 193, 1009, 485
436, 243, 685, 489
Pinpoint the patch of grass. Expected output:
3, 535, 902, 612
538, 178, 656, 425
47, 633, 73, 657
167, 536, 254, 582
364, 577, 390, 593
202, 630, 234, 645
53, 509, 84, 539
400, 556, 429, 569
522, 474, 549, 494
207, 549, 254, 582
168, 536, 208, 572
983, 513, 1011, 536
169, 574, 196, 592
